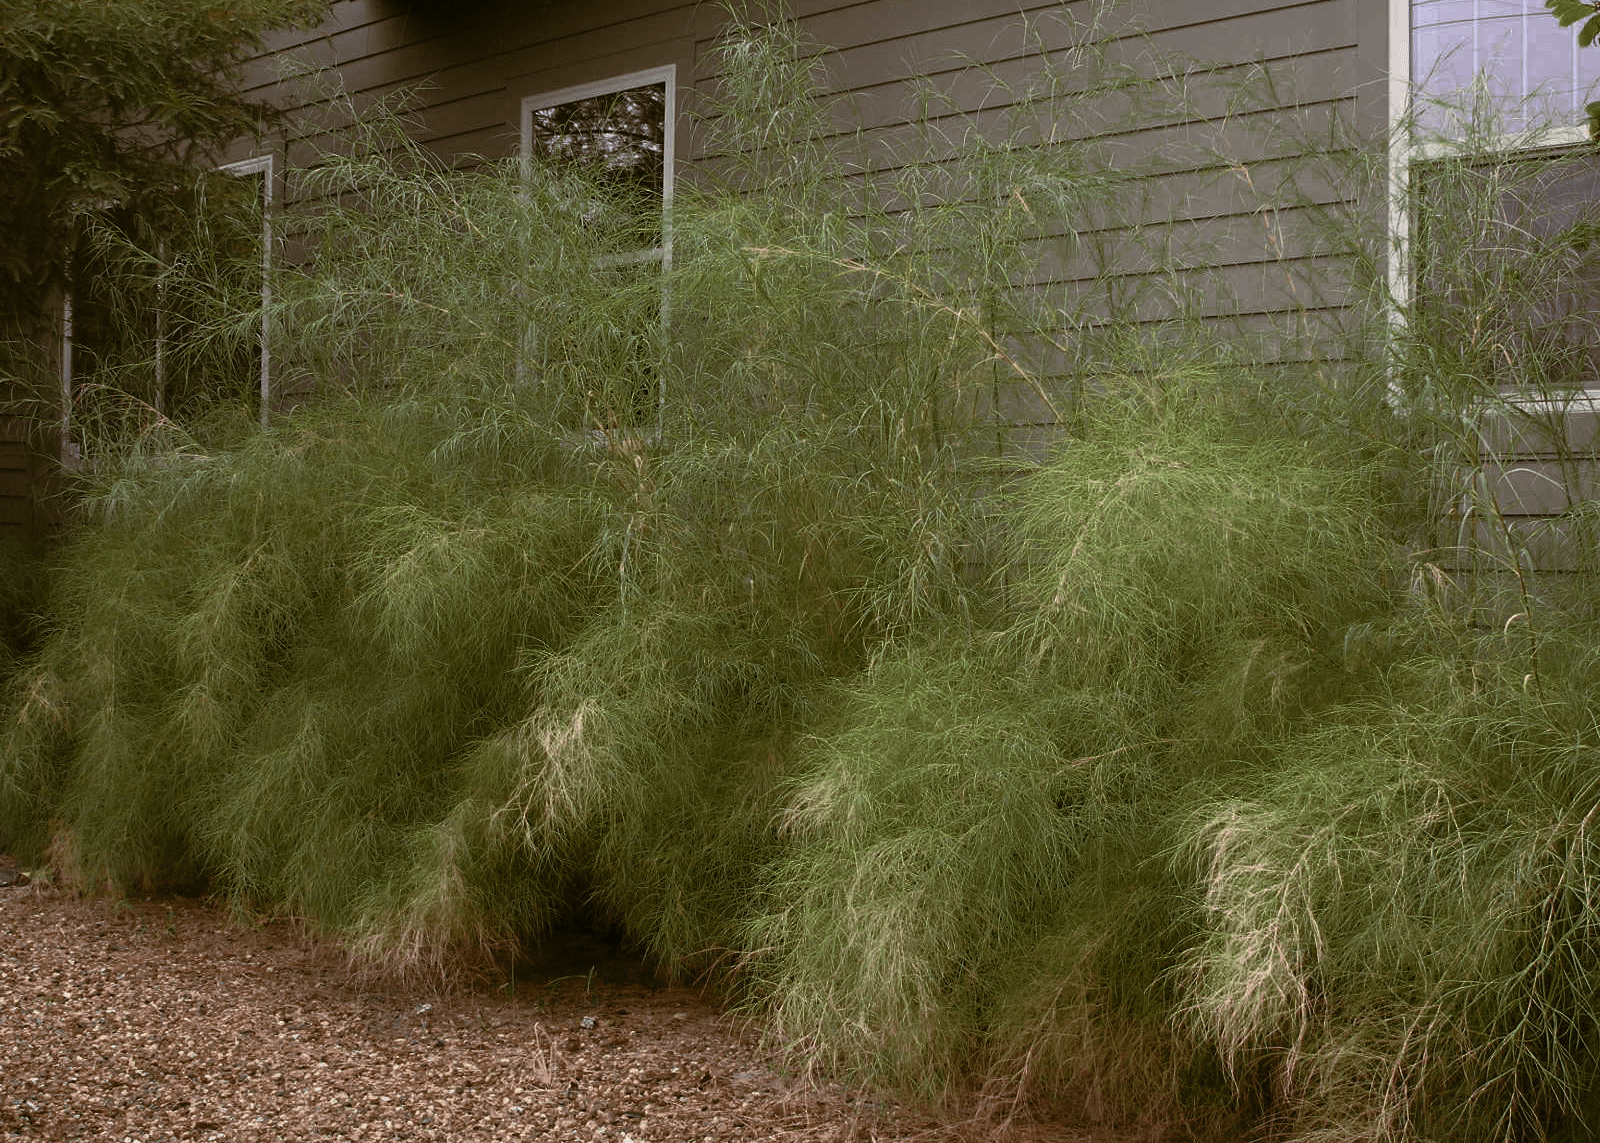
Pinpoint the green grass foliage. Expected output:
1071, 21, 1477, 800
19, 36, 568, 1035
10, 6, 1600, 1140
0, 540, 46, 691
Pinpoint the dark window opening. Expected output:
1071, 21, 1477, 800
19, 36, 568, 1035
1412, 149, 1600, 395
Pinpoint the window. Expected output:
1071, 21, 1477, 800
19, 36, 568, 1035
1389, 3, 1600, 571
214, 155, 274, 430
521, 66, 675, 433
1411, 151, 1600, 391
1389, 2, 1600, 321
1411, 0, 1600, 137
58, 153, 273, 463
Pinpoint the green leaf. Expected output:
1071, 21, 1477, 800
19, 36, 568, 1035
1548, 0, 1600, 27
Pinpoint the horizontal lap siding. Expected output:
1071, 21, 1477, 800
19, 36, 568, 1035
240, 1, 705, 169
698, 0, 1384, 352
0, 417, 33, 542
250, 1, 1384, 211
1443, 402, 1600, 574
241, 0, 1388, 420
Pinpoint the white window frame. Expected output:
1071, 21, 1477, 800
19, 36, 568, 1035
58, 289, 76, 468
57, 152, 275, 463
520, 65, 676, 265
216, 153, 275, 430
520, 65, 676, 434
1387, 1, 1600, 572
1387, 0, 1597, 387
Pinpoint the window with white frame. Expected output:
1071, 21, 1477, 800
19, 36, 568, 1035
1391, 3, 1600, 566
1390, 2, 1600, 364
214, 155, 274, 430
521, 66, 675, 432
58, 154, 273, 462
1411, 0, 1600, 138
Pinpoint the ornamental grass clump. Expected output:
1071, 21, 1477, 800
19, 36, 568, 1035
1159, 90, 1600, 1142
1179, 630, 1600, 1143
746, 365, 1398, 1115
0, 6, 1125, 974
0, 394, 609, 911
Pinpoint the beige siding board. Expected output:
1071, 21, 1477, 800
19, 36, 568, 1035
874, 214, 1354, 312
276, 84, 514, 158
1466, 400, 1600, 576
849, 153, 1355, 248
831, 80, 1355, 178
0, 426, 36, 538
691, 4, 1360, 133
808, 8, 1112, 93
507, 35, 697, 102
264, 0, 388, 44
1481, 402, 1600, 457
995, 276, 1355, 344
1147, 1, 1358, 64
1447, 516, 1598, 572
319, 8, 692, 97
787, 0, 1067, 26
1084, 306, 1365, 363
828, 45, 1362, 147
501, 5, 699, 74
1047, 254, 1360, 324
418, 88, 513, 141
300, 46, 507, 103
1088, 101, 1353, 179
1462, 462, 1600, 516
788, 0, 1080, 49
414, 0, 696, 53
765, 0, 1378, 370
1119, 158, 1358, 232
277, 87, 514, 162
797, 1, 1358, 102
1028, 208, 1355, 287
248, 7, 445, 101
0, 447, 29, 528
250, 1, 699, 156
420, 124, 520, 160
398, 89, 518, 155
259, 1, 1375, 202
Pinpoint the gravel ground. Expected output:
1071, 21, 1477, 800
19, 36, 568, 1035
0, 866, 1096, 1143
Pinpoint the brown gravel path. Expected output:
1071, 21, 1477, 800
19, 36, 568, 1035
0, 874, 1098, 1142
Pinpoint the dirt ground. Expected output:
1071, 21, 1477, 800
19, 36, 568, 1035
0, 862, 1104, 1142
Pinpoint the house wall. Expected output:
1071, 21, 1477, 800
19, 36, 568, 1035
0, 417, 32, 547
237, 0, 1390, 322
1, 296, 65, 548
225, 0, 1392, 455
1464, 398, 1600, 574
0, 412, 64, 550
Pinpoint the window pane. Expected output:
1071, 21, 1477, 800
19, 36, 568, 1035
1413, 151, 1600, 391
525, 76, 670, 429
73, 167, 266, 432
528, 81, 666, 246
1413, 0, 1600, 137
